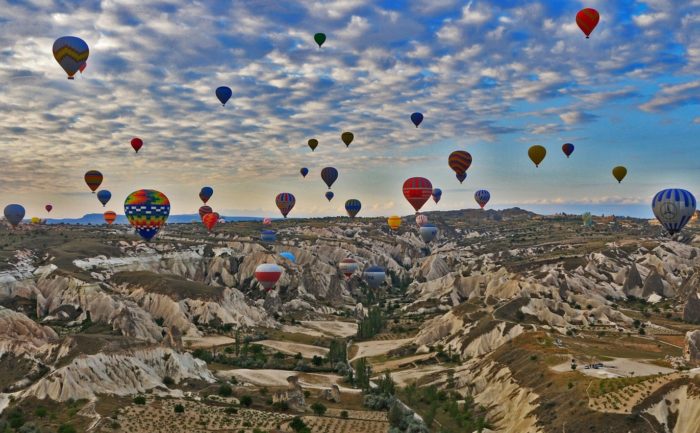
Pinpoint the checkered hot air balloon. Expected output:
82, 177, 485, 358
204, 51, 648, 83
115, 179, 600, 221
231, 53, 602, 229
124, 189, 170, 241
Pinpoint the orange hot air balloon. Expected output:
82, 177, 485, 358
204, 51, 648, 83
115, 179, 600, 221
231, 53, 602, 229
387, 215, 401, 230
528, 145, 546, 167
202, 212, 219, 231
103, 211, 117, 225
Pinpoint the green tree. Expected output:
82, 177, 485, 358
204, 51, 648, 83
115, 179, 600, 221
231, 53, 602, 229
218, 384, 233, 397
354, 358, 372, 390
311, 402, 327, 416
174, 404, 185, 413
133, 396, 146, 405
57, 424, 77, 433
240, 395, 253, 407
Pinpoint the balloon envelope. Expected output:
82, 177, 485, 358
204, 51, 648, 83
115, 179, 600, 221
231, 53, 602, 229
255, 263, 282, 291
215, 86, 232, 106
124, 189, 170, 241
4, 204, 25, 227
416, 214, 428, 227
280, 251, 296, 263
456, 172, 467, 184
97, 190, 112, 207
314, 33, 326, 47
263, 217, 272, 225
202, 212, 219, 231
341, 132, 354, 147
410, 112, 424, 127
339, 258, 359, 278
612, 166, 627, 183
420, 224, 438, 243
562, 143, 574, 158
528, 145, 546, 167
84, 170, 103, 193
300, 167, 309, 178
432, 188, 442, 204
652, 189, 696, 235
199, 205, 213, 220
276, 193, 296, 218
53, 36, 89, 79
261, 230, 277, 243
321, 167, 338, 189
103, 211, 117, 225
403, 177, 433, 212
448, 151, 472, 175
387, 215, 401, 230
131, 137, 143, 153
345, 199, 361, 218
474, 190, 491, 209
45, 204, 53, 213
325, 191, 334, 202
363, 266, 386, 288
576, 8, 600, 38
308, 139, 318, 151
199, 187, 214, 204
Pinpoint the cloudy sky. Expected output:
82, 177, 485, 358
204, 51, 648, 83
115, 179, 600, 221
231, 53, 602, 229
1, 0, 699, 219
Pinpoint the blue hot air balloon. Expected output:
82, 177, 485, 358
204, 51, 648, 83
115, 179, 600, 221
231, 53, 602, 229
199, 186, 214, 204
300, 167, 309, 178
652, 189, 697, 235
420, 224, 438, 243
280, 251, 296, 263
321, 167, 338, 189
562, 143, 574, 158
4, 204, 25, 227
432, 188, 442, 204
97, 190, 112, 207
215, 86, 232, 106
456, 172, 467, 184
325, 191, 334, 202
410, 112, 424, 128
474, 190, 491, 209
345, 199, 361, 218
53, 36, 89, 79
261, 230, 277, 243
363, 266, 386, 288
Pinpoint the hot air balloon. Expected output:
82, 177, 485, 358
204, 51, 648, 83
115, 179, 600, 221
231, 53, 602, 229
582, 212, 593, 227
363, 266, 386, 289
314, 32, 326, 47
300, 167, 309, 178
345, 199, 361, 218
104, 211, 117, 225
84, 170, 103, 193
339, 258, 359, 279
255, 263, 282, 291
308, 139, 318, 151
387, 215, 401, 231
456, 172, 467, 184
403, 177, 433, 212
280, 251, 296, 263
52, 36, 89, 79
124, 189, 170, 241
562, 143, 574, 158
652, 189, 697, 235
216, 86, 232, 106
416, 214, 428, 227
261, 230, 277, 243
263, 217, 272, 225
432, 188, 442, 204
448, 151, 472, 176
79, 62, 87, 73
321, 167, 338, 189
4, 204, 25, 227
528, 145, 546, 167
202, 212, 219, 231
199, 205, 213, 220
411, 112, 424, 128
420, 224, 438, 243
97, 190, 112, 207
199, 187, 213, 204
276, 193, 296, 218
31, 217, 42, 225
130, 137, 143, 153
45, 205, 53, 213
612, 166, 627, 183
576, 8, 600, 39
325, 191, 334, 202
474, 190, 491, 209
341, 132, 354, 147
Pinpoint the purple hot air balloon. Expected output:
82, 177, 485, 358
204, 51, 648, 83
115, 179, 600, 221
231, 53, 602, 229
456, 172, 467, 184
321, 167, 338, 189
562, 143, 574, 158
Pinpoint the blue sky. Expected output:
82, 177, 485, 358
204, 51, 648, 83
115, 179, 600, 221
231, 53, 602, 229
1, 0, 699, 219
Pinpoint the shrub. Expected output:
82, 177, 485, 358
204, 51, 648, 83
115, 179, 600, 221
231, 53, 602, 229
133, 396, 146, 405
224, 406, 238, 415
174, 404, 185, 413
311, 402, 327, 416
34, 407, 47, 418
163, 376, 175, 387
57, 424, 77, 433
272, 401, 289, 411
240, 395, 253, 407
340, 410, 349, 419
218, 384, 233, 397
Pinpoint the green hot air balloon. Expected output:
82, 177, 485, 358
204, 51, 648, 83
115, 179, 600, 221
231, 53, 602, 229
314, 33, 326, 47
341, 132, 354, 147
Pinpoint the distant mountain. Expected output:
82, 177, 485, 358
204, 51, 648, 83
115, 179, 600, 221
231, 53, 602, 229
44, 213, 263, 225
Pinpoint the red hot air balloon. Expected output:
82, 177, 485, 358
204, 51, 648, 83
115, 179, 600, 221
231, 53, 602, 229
576, 8, 600, 39
275, 193, 296, 218
45, 204, 53, 213
255, 263, 282, 291
84, 170, 103, 193
131, 137, 143, 153
339, 258, 359, 279
202, 212, 219, 231
448, 151, 472, 176
199, 205, 213, 220
263, 217, 272, 225
403, 177, 433, 212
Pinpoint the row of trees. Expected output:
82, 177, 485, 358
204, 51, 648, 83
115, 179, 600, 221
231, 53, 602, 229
356, 307, 385, 340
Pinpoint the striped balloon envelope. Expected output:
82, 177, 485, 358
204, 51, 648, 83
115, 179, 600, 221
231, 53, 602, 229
124, 189, 170, 241
53, 36, 89, 79
403, 177, 433, 212
199, 205, 213, 220
339, 258, 359, 278
261, 230, 277, 243
255, 263, 282, 291
448, 151, 472, 175
576, 8, 600, 38
84, 170, 103, 193
275, 193, 296, 218
345, 199, 361, 218
456, 172, 467, 184
474, 190, 491, 209
652, 189, 697, 235
363, 266, 386, 289
103, 211, 117, 225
